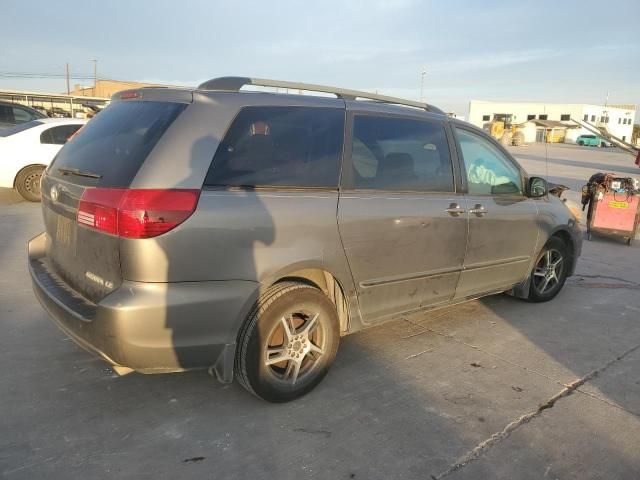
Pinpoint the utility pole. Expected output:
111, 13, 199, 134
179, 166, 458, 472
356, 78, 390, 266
65, 63, 70, 94
420, 67, 427, 103
92, 59, 97, 95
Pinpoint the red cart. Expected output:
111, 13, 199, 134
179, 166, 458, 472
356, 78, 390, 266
587, 187, 640, 245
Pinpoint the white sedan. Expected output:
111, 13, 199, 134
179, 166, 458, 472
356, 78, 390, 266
0, 118, 86, 201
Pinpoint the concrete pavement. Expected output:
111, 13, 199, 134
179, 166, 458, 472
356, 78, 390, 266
1, 144, 639, 479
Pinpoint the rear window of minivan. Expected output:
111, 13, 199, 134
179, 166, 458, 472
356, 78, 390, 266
205, 106, 344, 189
49, 101, 186, 187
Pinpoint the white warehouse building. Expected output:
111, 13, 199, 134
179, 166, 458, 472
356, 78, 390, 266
468, 100, 636, 143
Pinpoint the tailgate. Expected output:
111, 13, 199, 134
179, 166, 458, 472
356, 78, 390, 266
39, 98, 188, 303
41, 174, 122, 303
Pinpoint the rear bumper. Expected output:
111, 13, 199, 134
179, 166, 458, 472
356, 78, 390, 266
28, 232, 259, 381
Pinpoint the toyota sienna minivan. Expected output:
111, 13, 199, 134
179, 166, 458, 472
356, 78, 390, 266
29, 77, 582, 402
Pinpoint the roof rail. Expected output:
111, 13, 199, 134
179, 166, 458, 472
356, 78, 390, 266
197, 76, 444, 114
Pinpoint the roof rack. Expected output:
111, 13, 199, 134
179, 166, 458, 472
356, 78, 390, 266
197, 76, 444, 114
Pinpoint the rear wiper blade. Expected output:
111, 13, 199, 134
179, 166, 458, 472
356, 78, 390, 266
57, 166, 102, 179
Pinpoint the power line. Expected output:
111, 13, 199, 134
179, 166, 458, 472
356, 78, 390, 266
0, 72, 182, 86
0, 72, 99, 80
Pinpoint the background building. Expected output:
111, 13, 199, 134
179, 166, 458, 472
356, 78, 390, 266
468, 100, 636, 143
69, 79, 166, 98
0, 79, 173, 118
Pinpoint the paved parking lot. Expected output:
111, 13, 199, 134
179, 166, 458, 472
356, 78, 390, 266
1, 144, 639, 479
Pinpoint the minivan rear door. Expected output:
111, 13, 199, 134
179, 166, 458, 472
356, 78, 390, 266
41, 99, 187, 303
338, 111, 467, 324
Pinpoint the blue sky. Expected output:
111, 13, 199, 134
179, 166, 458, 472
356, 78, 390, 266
2, 0, 639, 115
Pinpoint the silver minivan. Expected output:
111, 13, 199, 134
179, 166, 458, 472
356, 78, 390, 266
29, 77, 582, 402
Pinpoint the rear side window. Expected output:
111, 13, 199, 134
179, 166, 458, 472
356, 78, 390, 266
349, 115, 454, 192
50, 101, 186, 187
205, 107, 344, 189
0, 105, 14, 123
40, 124, 82, 145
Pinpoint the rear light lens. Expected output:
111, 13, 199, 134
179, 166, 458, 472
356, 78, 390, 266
120, 91, 141, 100
77, 188, 200, 239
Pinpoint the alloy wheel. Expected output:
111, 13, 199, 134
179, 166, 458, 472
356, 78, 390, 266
533, 248, 564, 295
264, 311, 326, 385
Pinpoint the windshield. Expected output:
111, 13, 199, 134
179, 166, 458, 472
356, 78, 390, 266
0, 120, 44, 137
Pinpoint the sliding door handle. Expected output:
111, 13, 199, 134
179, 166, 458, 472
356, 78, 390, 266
469, 204, 488, 216
445, 203, 466, 216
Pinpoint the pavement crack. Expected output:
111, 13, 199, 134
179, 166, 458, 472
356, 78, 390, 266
403, 319, 566, 388
571, 274, 639, 285
431, 342, 640, 480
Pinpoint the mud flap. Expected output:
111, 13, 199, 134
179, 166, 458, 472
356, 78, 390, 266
507, 275, 532, 299
209, 343, 235, 384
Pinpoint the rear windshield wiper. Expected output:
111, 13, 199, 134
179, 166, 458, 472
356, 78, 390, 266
57, 166, 102, 179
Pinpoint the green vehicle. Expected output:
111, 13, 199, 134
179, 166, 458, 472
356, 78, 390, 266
576, 134, 612, 147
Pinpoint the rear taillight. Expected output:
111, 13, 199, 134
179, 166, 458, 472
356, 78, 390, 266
77, 188, 200, 239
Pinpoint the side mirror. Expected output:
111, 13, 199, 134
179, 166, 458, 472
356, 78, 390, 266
528, 177, 548, 198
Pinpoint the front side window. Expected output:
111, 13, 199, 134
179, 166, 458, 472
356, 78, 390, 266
40, 124, 82, 145
455, 128, 523, 195
349, 115, 454, 192
205, 107, 344, 188
13, 107, 34, 123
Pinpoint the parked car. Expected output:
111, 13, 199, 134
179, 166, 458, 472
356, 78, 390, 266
0, 118, 86, 201
0, 101, 47, 129
576, 134, 612, 147
28, 77, 582, 402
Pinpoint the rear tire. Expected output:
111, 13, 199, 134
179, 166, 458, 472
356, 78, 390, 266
235, 281, 340, 402
15, 165, 44, 202
526, 237, 570, 302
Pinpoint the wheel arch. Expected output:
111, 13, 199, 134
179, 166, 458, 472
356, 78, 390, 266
270, 267, 350, 333
548, 227, 576, 274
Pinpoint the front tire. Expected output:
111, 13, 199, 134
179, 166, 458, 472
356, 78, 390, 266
512, 131, 525, 146
526, 237, 569, 302
235, 282, 340, 402
15, 165, 44, 202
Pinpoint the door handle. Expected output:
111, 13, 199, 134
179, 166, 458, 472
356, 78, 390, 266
469, 204, 488, 216
445, 203, 466, 216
